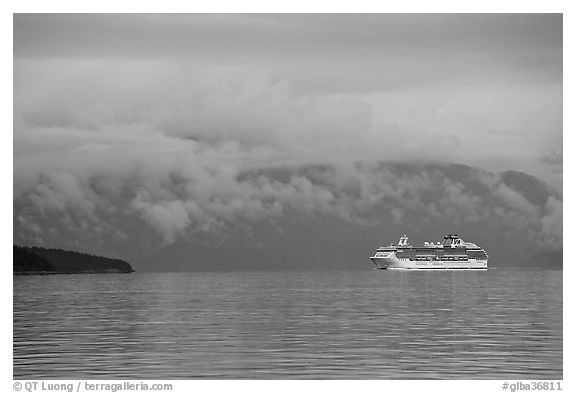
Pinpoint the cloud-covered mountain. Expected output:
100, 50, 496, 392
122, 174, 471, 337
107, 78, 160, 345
14, 160, 562, 271
136, 162, 561, 271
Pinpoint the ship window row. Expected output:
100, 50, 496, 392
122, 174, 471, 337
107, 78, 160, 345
410, 256, 469, 261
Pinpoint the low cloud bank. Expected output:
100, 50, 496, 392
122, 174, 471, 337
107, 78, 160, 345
14, 63, 562, 257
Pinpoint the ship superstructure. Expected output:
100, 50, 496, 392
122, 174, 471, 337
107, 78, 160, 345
370, 234, 488, 270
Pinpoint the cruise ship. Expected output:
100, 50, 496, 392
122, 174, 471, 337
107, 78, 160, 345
370, 234, 488, 270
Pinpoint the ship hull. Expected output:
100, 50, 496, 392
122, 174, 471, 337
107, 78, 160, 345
370, 234, 488, 270
370, 254, 487, 270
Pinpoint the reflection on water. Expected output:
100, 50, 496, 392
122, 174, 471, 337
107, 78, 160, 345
14, 269, 562, 379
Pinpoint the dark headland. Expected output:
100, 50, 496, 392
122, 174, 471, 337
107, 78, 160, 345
13, 245, 134, 275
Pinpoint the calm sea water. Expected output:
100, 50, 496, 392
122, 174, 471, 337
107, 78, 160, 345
13, 269, 562, 379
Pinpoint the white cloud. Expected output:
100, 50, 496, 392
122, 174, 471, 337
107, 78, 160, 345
539, 197, 563, 250
12, 15, 562, 256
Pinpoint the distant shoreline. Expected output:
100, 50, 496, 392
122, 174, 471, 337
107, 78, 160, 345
13, 245, 135, 275
14, 270, 134, 275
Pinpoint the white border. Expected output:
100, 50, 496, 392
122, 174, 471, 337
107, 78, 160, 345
4, 2, 571, 391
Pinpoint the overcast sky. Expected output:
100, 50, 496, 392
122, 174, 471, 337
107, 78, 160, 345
13, 14, 563, 261
14, 14, 562, 174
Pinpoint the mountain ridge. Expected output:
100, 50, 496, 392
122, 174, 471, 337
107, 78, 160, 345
133, 161, 562, 271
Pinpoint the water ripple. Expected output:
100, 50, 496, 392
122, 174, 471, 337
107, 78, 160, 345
14, 270, 562, 379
